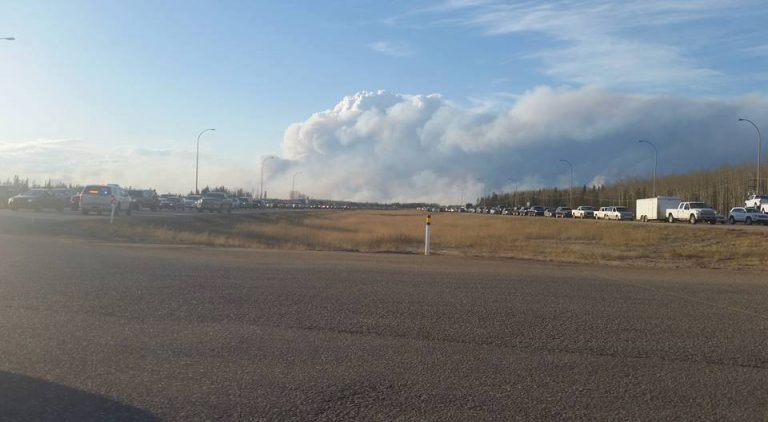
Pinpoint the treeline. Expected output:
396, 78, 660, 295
0, 175, 73, 190
197, 186, 253, 197
479, 162, 763, 213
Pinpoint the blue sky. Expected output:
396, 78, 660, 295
2, 1, 768, 201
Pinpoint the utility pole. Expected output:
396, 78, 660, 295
559, 159, 573, 208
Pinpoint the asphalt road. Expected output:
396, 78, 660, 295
1, 234, 768, 420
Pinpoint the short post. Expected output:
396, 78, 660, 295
110, 198, 117, 224
424, 214, 432, 256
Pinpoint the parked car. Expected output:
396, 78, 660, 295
238, 197, 253, 209
128, 189, 159, 211
0, 186, 24, 209
80, 184, 132, 215
572, 206, 595, 219
728, 207, 768, 225
183, 195, 201, 209
555, 207, 572, 218
159, 195, 185, 211
543, 208, 556, 217
7, 189, 67, 211
196, 192, 233, 213
527, 206, 545, 216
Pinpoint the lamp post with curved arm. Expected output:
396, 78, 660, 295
291, 171, 302, 200
195, 128, 215, 194
638, 139, 658, 197
559, 159, 573, 208
738, 118, 763, 194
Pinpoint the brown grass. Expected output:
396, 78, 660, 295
13, 209, 768, 270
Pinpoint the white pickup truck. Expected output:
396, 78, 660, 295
745, 194, 768, 213
665, 201, 718, 224
595, 206, 633, 220
572, 206, 595, 219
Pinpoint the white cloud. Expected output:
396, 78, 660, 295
368, 41, 415, 57
410, 0, 746, 90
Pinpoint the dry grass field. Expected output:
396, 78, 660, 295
46, 209, 768, 270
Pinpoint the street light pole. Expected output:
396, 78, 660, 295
738, 118, 763, 194
638, 139, 658, 197
476, 177, 486, 206
260, 156, 275, 200
291, 171, 302, 200
559, 159, 573, 208
195, 128, 215, 195
507, 177, 518, 207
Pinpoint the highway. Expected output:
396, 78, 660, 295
1, 233, 767, 420
2, 207, 767, 232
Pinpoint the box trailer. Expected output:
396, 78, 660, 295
636, 196, 682, 222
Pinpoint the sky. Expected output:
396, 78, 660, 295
1, 0, 768, 203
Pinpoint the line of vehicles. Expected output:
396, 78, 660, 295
6, 184, 768, 226
444, 194, 768, 226
3, 184, 266, 215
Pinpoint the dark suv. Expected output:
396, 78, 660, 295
128, 189, 159, 211
196, 192, 233, 213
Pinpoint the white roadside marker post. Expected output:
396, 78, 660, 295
425, 214, 432, 256
110, 195, 117, 224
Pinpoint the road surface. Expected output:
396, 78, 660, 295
1, 234, 767, 420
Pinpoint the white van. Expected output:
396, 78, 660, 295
79, 184, 132, 215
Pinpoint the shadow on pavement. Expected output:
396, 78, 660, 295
0, 371, 158, 421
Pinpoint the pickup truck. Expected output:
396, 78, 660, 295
665, 201, 718, 224
604, 206, 634, 221
745, 194, 768, 213
572, 206, 595, 219
594, 207, 610, 220
196, 192, 233, 213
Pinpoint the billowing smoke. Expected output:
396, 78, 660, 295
273, 87, 767, 203
2, 86, 766, 203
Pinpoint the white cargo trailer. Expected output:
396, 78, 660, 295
636, 196, 682, 222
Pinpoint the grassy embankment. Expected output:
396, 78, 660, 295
34, 209, 768, 270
